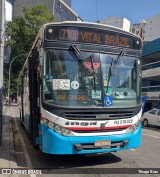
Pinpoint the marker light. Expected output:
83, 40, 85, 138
48, 28, 53, 33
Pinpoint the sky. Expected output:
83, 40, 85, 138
71, 0, 160, 25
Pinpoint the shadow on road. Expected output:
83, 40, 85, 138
34, 151, 122, 169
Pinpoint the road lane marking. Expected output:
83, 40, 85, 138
10, 107, 37, 177
143, 133, 160, 139
130, 149, 136, 151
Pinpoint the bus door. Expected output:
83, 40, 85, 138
29, 49, 40, 145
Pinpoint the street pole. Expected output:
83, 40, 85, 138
8, 54, 27, 106
0, 0, 5, 146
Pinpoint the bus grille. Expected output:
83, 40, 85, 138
61, 111, 135, 120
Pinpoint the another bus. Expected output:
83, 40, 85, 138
18, 21, 143, 154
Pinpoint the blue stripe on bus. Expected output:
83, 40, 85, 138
38, 124, 142, 154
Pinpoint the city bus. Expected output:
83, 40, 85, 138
18, 21, 143, 154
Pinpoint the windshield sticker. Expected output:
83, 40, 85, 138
104, 96, 113, 107
92, 90, 101, 99
105, 87, 112, 96
104, 80, 108, 87
71, 81, 79, 89
53, 79, 70, 90
57, 92, 87, 101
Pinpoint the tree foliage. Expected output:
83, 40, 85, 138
4, 4, 55, 96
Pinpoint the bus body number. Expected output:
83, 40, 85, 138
114, 119, 133, 125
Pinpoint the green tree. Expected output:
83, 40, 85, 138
4, 4, 55, 97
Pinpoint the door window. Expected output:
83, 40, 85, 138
149, 110, 157, 115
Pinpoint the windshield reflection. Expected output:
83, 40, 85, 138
43, 50, 141, 108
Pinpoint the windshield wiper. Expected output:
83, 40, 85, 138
90, 55, 96, 91
106, 49, 126, 92
70, 44, 95, 76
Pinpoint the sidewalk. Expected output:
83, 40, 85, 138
0, 105, 17, 170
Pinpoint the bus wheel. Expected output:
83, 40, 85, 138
21, 122, 24, 127
33, 144, 40, 150
20, 111, 24, 127
143, 119, 148, 127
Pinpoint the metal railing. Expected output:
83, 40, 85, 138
142, 85, 160, 92
142, 61, 160, 71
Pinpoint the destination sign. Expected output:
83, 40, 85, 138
57, 92, 87, 101
45, 26, 142, 50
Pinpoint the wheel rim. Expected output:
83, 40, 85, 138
143, 120, 148, 126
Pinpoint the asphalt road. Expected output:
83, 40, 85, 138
9, 105, 160, 177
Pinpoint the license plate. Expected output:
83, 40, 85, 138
94, 140, 111, 147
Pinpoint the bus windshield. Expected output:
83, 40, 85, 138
43, 49, 141, 108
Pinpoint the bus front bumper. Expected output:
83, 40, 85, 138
38, 124, 142, 154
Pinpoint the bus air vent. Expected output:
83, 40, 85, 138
61, 112, 135, 120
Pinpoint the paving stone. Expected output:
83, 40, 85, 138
0, 106, 17, 169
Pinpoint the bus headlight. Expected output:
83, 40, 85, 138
55, 125, 61, 134
127, 119, 142, 133
43, 118, 71, 136
48, 122, 55, 130
61, 128, 71, 136
43, 118, 49, 124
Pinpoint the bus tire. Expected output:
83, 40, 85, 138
143, 119, 148, 127
19, 111, 24, 127
21, 122, 24, 127
19, 110, 21, 119
33, 143, 40, 150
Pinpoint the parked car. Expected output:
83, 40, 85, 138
142, 108, 160, 127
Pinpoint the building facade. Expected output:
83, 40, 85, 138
13, 0, 78, 22
131, 21, 145, 41
144, 14, 160, 42
142, 38, 160, 111
132, 14, 160, 42
5, 0, 12, 21
98, 16, 130, 32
